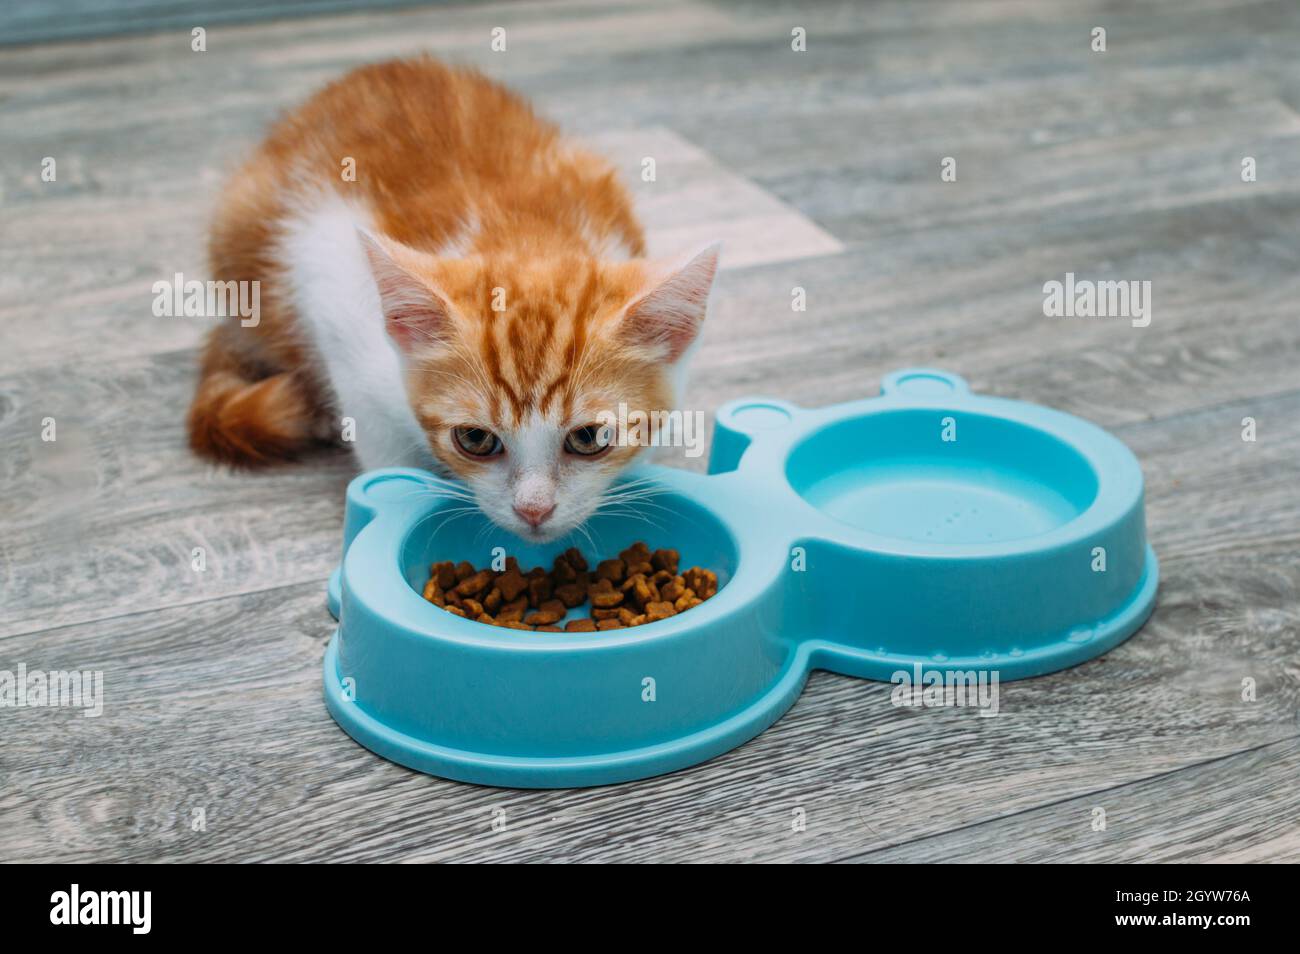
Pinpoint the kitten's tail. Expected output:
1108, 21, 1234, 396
187, 337, 323, 467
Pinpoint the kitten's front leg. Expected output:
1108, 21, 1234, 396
346, 402, 440, 473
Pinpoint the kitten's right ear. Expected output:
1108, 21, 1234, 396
357, 230, 453, 351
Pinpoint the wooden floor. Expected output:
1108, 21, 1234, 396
2, 0, 1298, 863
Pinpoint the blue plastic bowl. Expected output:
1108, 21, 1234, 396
323, 368, 1157, 787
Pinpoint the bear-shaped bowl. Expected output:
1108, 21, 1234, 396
322, 368, 1157, 787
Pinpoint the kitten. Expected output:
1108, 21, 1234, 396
188, 56, 719, 542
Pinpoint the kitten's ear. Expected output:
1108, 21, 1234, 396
357, 230, 453, 352
622, 242, 721, 361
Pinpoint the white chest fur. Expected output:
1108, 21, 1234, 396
278, 194, 437, 471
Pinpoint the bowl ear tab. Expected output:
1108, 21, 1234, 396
342, 469, 437, 555
708, 398, 799, 475
880, 368, 971, 398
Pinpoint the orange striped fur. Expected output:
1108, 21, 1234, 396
188, 56, 718, 540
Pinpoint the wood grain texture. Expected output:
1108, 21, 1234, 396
0, 0, 1297, 862
848, 739, 1300, 864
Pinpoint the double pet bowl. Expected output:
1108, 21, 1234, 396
323, 368, 1158, 787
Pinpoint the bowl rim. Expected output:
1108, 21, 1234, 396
716, 383, 1145, 561
339, 468, 770, 653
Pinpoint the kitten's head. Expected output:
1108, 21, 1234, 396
361, 233, 720, 542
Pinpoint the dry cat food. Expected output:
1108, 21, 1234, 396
421, 543, 719, 632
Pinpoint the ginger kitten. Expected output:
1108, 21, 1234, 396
188, 57, 719, 542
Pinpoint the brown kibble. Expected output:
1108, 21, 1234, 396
683, 567, 718, 599
496, 595, 528, 623
554, 582, 586, 608
644, 600, 676, 622
496, 568, 529, 601
432, 561, 458, 589
589, 578, 623, 608
525, 599, 566, 626
660, 576, 687, 602
551, 554, 577, 584
595, 558, 625, 583
651, 548, 680, 574
622, 573, 652, 609
618, 541, 650, 564
454, 569, 494, 598
424, 541, 715, 633
527, 574, 553, 608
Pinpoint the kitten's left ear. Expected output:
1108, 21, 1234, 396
622, 242, 721, 361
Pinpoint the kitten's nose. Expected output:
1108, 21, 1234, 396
514, 502, 555, 528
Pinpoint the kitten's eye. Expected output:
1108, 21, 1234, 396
452, 425, 502, 458
564, 423, 612, 457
